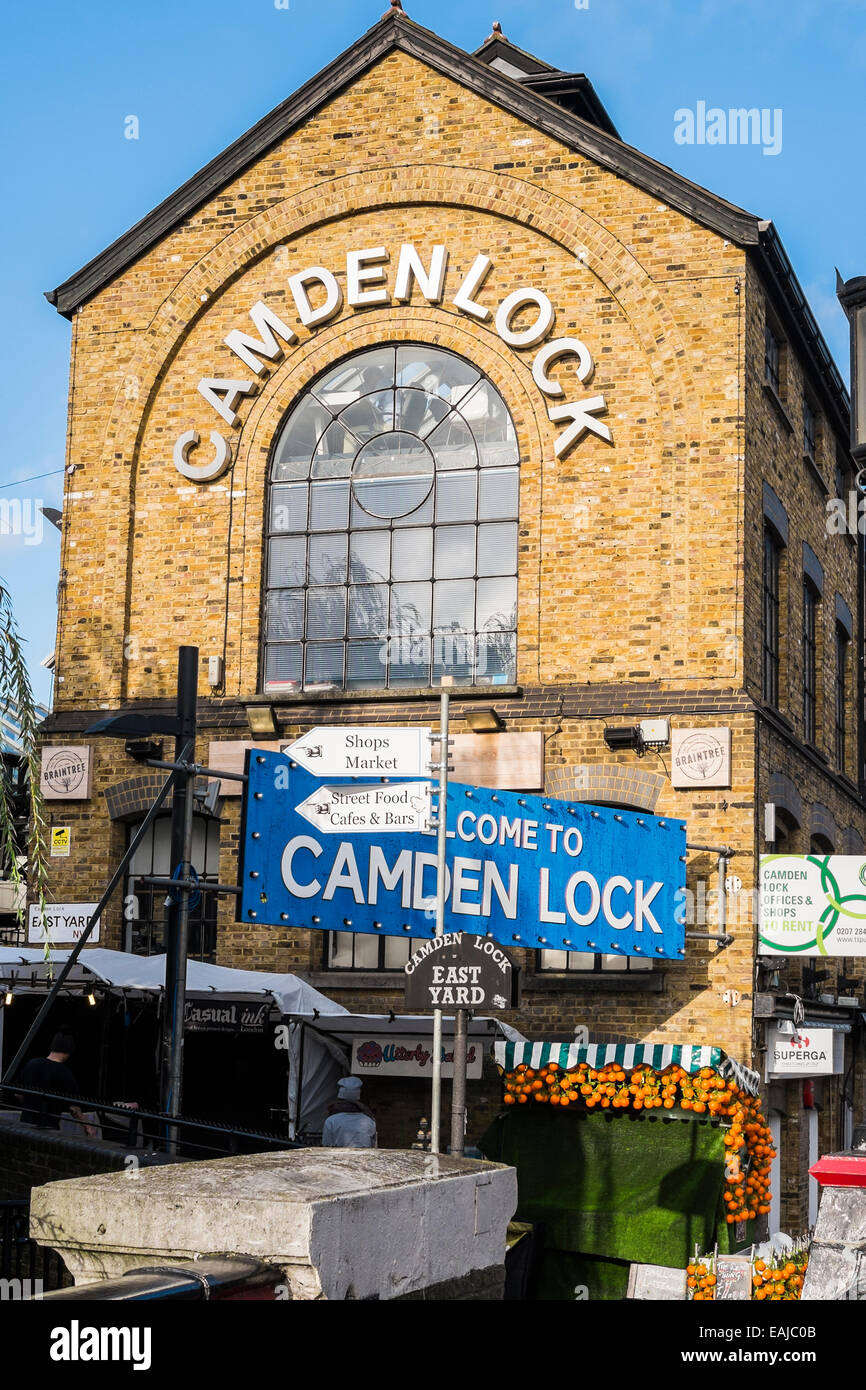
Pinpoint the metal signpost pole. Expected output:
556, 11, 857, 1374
450, 1004, 468, 1158
430, 691, 450, 1155
160, 646, 198, 1147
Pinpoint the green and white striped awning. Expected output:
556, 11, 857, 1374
494, 1040, 723, 1074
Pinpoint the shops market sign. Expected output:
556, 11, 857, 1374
759, 855, 866, 956
184, 999, 270, 1033
174, 242, 613, 482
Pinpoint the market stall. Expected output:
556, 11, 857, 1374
482, 1039, 769, 1300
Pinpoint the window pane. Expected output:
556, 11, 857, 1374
309, 533, 348, 585
476, 577, 517, 632
305, 642, 344, 686
433, 579, 474, 631
478, 522, 518, 576
270, 486, 307, 534
384, 936, 412, 968
479, 468, 519, 520
350, 530, 390, 583
347, 640, 387, 690
353, 433, 434, 519
267, 589, 304, 641
352, 933, 380, 969
434, 526, 476, 579
396, 346, 480, 403
272, 397, 331, 478
435, 471, 478, 523
601, 954, 628, 971
391, 582, 432, 633
351, 497, 384, 530
393, 492, 434, 527
477, 631, 515, 685
395, 388, 450, 438
314, 348, 395, 408
329, 932, 355, 968
268, 535, 306, 586
307, 587, 346, 639
540, 949, 568, 970
311, 422, 358, 478
392, 528, 432, 580
390, 634, 432, 687
629, 955, 653, 971
264, 643, 302, 692
428, 413, 477, 470
339, 391, 394, 441
433, 632, 475, 685
349, 584, 389, 637
310, 480, 350, 531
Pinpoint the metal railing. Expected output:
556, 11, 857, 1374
0, 1200, 68, 1294
0, 1085, 299, 1161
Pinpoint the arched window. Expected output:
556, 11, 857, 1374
263, 344, 519, 693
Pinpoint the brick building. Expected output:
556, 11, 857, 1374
34, 11, 865, 1232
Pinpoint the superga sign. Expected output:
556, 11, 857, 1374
174, 242, 613, 481
239, 752, 686, 959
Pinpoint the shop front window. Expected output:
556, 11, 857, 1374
125, 815, 221, 961
263, 344, 519, 693
326, 931, 411, 971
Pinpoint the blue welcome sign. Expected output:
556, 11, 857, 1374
239, 751, 687, 960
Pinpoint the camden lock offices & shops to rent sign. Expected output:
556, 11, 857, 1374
239, 749, 687, 959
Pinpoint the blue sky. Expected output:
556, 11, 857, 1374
1, 0, 864, 704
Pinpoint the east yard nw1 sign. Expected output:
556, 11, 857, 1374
760, 854, 866, 955
239, 750, 686, 958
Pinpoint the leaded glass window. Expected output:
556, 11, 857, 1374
263, 345, 519, 692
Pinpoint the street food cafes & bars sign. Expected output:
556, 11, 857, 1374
239, 750, 687, 959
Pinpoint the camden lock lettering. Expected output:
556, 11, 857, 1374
174, 241, 614, 481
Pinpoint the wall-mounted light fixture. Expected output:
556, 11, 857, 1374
3, 990, 13, 1007
603, 725, 642, 752
464, 707, 505, 733
246, 705, 278, 737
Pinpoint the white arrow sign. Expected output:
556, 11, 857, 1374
281, 726, 431, 777
295, 781, 433, 834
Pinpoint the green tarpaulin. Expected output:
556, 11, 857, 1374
482, 1107, 729, 1280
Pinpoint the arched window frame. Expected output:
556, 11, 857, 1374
261, 343, 520, 695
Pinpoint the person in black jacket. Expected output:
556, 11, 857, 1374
15, 1032, 95, 1133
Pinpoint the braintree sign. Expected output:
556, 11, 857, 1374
760, 855, 866, 956
239, 751, 686, 959
174, 241, 614, 481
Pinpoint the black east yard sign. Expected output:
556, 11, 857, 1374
403, 932, 518, 1012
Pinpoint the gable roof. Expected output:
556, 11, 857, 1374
46, 9, 760, 320
44, 10, 850, 439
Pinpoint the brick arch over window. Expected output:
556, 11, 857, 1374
810, 803, 838, 851
105, 775, 210, 822
546, 763, 665, 811
768, 772, 802, 828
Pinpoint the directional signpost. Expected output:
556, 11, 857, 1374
240, 756, 687, 960
281, 726, 431, 777
239, 719, 687, 1157
294, 781, 432, 835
